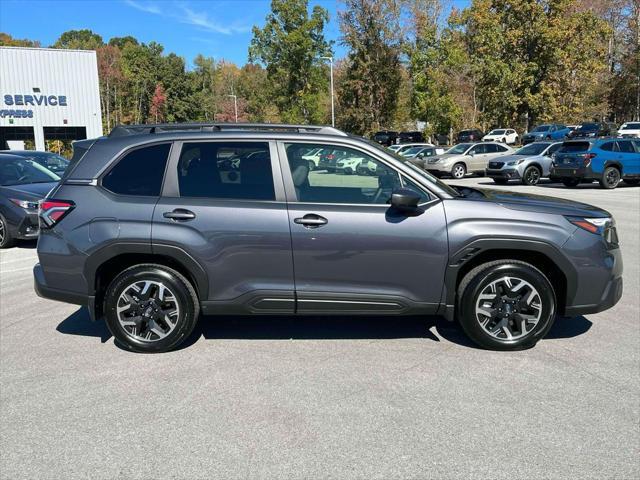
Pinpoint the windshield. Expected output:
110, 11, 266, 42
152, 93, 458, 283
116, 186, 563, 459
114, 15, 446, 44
360, 138, 461, 197
489, 129, 506, 135
514, 143, 550, 156
446, 143, 473, 155
532, 125, 551, 132
621, 123, 640, 130
402, 147, 426, 156
578, 123, 598, 131
0, 157, 60, 186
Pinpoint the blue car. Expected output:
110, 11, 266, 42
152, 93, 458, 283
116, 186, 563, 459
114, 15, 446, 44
521, 124, 571, 145
550, 138, 640, 189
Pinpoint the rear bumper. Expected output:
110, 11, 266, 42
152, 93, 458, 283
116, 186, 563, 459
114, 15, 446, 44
550, 165, 595, 179
486, 168, 520, 179
33, 263, 97, 320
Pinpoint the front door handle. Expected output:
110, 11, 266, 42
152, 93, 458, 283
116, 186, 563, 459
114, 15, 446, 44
294, 214, 328, 228
163, 209, 196, 221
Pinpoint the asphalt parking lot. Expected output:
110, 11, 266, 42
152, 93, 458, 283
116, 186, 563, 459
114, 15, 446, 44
1, 177, 638, 480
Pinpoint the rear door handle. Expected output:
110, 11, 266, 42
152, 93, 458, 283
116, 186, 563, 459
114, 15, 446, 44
294, 214, 328, 228
163, 209, 196, 221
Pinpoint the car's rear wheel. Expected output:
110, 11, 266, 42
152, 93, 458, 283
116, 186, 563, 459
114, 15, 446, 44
522, 165, 542, 186
492, 178, 508, 185
457, 260, 556, 350
561, 177, 580, 187
0, 215, 15, 249
104, 264, 199, 353
451, 163, 466, 179
600, 166, 621, 189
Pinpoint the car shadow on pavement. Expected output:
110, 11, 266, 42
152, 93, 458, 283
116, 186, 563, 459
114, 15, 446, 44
6, 240, 37, 249
56, 307, 112, 343
55, 308, 592, 352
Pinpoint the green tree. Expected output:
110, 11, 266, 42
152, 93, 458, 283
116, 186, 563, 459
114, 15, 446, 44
249, 0, 332, 123
0, 33, 41, 47
52, 29, 103, 50
337, 0, 403, 135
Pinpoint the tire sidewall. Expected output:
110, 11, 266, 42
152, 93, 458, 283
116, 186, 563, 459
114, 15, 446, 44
459, 263, 556, 350
452, 163, 466, 179
523, 165, 541, 185
104, 267, 197, 353
0, 213, 14, 249
601, 167, 620, 189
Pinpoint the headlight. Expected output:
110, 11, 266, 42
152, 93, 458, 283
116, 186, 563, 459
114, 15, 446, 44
566, 216, 610, 234
507, 159, 525, 166
10, 198, 39, 210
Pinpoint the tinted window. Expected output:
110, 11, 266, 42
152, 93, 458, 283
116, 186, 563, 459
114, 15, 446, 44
102, 143, 170, 196
471, 144, 488, 154
447, 143, 473, 154
577, 123, 598, 131
532, 125, 551, 132
402, 177, 431, 203
600, 142, 617, 152
178, 142, 274, 200
621, 123, 640, 130
0, 156, 60, 186
484, 144, 498, 153
618, 141, 635, 153
285, 143, 401, 204
515, 143, 549, 155
560, 142, 591, 153
547, 143, 562, 155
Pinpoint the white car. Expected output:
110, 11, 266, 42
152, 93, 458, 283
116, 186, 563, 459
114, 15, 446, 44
482, 128, 519, 145
335, 156, 366, 174
617, 122, 640, 138
389, 143, 435, 155
301, 147, 324, 170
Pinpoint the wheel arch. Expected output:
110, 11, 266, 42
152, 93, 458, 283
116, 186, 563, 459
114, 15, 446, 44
604, 161, 623, 174
441, 239, 575, 320
86, 243, 208, 320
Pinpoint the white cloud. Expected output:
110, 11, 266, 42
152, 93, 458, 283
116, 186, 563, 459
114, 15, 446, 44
123, 0, 250, 35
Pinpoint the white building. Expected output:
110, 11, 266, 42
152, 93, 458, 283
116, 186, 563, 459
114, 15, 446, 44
0, 46, 103, 151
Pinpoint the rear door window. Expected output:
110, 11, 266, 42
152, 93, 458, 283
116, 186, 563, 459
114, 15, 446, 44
600, 142, 617, 152
102, 143, 171, 196
560, 142, 590, 153
177, 142, 275, 200
618, 141, 635, 153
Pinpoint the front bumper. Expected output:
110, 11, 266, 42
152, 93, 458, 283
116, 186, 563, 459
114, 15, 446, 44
424, 162, 450, 174
485, 168, 521, 179
15, 213, 39, 239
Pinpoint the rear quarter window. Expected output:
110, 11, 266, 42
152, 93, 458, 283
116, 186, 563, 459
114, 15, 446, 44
102, 143, 171, 196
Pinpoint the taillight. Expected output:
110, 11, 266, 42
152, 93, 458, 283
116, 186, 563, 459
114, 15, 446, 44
582, 153, 596, 167
39, 200, 75, 228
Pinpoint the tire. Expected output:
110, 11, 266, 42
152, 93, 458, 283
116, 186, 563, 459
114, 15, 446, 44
522, 165, 542, 186
492, 178, 509, 185
344, 167, 353, 175
562, 177, 580, 188
599, 166, 621, 189
0, 214, 15, 249
103, 264, 200, 353
457, 260, 557, 351
624, 179, 639, 186
451, 162, 466, 179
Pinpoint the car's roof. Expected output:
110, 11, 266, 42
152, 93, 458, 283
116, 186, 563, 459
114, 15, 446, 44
0, 153, 28, 161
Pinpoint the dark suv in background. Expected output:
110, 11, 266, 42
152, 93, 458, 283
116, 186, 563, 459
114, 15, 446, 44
568, 122, 617, 139
35, 123, 623, 353
456, 129, 484, 143
398, 131, 425, 144
372, 130, 398, 147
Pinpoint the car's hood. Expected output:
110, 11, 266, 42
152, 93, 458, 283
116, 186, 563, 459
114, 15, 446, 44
523, 132, 545, 138
475, 188, 610, 217
494, 153, 544, 163
429, 153, 461, 161
0, 182, 58, 200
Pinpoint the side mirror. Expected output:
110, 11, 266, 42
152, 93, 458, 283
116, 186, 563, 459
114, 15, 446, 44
417, 152, 425, 159
468, 150, 475, 156
390, 188, 421, 211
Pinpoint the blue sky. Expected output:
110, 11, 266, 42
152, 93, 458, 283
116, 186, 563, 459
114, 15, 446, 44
0, 0, 468, 67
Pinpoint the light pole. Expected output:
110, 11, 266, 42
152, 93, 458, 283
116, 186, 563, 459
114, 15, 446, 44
227, 94, 238, 123
320, 56, 335, 127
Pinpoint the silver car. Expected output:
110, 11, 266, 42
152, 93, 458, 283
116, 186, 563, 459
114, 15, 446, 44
424, 142, 513, 179
485, 141, 562, 185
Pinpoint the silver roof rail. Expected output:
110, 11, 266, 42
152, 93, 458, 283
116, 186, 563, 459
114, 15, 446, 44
109, 123, 348, 137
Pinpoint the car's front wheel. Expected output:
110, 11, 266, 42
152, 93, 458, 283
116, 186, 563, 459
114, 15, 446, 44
0, 214, 15, 249
522, 165, 542, 186
600, 166, 621, 189
451, 163, 466, 179
457, 260, 556, 350
103, 264, 200, 353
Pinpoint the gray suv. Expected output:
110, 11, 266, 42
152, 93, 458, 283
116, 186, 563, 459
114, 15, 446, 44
34, 124, 623, 353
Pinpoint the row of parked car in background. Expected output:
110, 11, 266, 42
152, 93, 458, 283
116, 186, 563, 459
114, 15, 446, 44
375, 121, 640, 149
